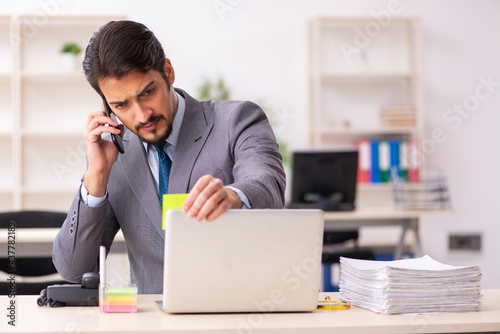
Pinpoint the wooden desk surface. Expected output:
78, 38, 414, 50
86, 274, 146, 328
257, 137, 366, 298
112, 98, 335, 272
2, 290, 499, 333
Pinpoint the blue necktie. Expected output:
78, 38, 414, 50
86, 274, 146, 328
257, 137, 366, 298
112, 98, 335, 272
155, 143, 172, 201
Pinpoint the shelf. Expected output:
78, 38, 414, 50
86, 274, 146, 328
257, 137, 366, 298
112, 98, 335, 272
316, 16, 418, 24
320, 72, 413, 81
309, 16, 423, 211
309, 16, 422, 145
18, 15, 126, 26
0, 130, 11, 138
21, 71, 86, 82
0, 17, 12, 79
3, 14, 125, 211
0, 187, 12, 195
21, 186, 79, 195
357, 184, 392, 191
22, 128, 84, 138
319, 127, 416, 136
0, 72, 10, 81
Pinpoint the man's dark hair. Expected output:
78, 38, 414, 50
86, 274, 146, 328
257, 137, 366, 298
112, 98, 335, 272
83, 20, 170, 97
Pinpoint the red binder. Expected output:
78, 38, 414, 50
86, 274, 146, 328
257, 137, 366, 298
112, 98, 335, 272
355, 140, 371, 183
408, 139, 420, 182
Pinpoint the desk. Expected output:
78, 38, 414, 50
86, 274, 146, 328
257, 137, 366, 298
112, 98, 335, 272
1, 209, 454, 259
324, 208, 455, 259
1, 290, 499, 333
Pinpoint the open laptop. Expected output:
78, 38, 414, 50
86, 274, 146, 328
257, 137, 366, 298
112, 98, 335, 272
156, 209, 324, 313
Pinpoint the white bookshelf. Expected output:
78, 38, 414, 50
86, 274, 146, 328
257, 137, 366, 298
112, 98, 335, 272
308, 17, 424, 208
0, 15, 13, 213
2, 15, 125, 212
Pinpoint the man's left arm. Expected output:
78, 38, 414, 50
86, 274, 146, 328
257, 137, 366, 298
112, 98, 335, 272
226, 101, 286, 209
182, 101, 286, 221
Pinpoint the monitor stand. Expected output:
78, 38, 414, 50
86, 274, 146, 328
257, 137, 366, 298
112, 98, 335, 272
287, 202, 355, 211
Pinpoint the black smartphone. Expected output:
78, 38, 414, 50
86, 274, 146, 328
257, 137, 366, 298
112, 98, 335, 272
103, 99, 125, 154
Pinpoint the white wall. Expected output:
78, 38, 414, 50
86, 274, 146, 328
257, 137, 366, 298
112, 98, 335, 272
2, 0, 499, 287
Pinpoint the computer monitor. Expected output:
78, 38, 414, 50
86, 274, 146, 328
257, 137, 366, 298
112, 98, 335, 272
289, 149, 358, 211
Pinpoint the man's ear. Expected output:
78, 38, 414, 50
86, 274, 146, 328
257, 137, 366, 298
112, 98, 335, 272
164, 58, 175, 85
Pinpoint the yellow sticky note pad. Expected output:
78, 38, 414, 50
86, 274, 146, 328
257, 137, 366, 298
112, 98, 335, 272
162, 193, 189, 230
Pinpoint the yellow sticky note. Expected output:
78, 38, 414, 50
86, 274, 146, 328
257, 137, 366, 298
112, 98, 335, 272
162, 193, 189, 230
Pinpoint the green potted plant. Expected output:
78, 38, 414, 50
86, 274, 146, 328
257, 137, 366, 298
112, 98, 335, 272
60, 42, 82, 72
197, 76, 290, 166
198, 76, 231, 101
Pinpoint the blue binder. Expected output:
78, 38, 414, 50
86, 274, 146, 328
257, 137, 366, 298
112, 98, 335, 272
371, 141, 380, 183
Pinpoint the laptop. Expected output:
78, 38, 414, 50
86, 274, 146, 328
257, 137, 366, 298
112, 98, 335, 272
156, 209, 324, 313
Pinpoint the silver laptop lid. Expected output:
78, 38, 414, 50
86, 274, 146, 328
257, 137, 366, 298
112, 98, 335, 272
162, 209, 324, 313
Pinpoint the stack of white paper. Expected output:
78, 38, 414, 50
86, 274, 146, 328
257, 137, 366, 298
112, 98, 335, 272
339, 255, 482, 315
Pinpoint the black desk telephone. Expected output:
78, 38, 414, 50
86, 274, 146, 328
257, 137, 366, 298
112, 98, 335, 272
37, 272, 99, 307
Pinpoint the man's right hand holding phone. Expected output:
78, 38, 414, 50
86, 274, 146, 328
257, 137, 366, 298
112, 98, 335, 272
83, 107, 124, 198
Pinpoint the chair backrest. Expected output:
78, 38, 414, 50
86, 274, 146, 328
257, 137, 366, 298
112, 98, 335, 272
0, 211, 68, 295
0, 211, 67, 228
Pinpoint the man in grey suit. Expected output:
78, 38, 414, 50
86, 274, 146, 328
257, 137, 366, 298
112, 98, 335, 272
52, 21, 286, 294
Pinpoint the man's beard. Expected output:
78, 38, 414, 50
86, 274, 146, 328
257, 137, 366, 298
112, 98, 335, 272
136, 114, 172, 146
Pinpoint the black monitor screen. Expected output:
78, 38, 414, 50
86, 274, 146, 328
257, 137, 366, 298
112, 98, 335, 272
290, 150, 358, 211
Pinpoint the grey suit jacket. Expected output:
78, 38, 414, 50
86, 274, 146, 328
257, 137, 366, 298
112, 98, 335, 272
53, 88, 286, 294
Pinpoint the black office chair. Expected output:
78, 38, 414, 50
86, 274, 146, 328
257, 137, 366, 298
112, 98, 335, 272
322, 231, 375, 262
0, 211, 69, 295
321, 231, 375, 291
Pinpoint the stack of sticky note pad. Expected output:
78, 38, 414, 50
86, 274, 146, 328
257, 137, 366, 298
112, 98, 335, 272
100, 286, 138, 313
339, 255, 482, 315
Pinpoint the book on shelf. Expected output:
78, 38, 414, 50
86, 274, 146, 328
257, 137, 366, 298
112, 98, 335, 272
379, 141, 390, 182
380, 105, 415, 128
355, 139, 418, 184
356, 140, 371, 183
408, 138, 420, 182
370, 141, 381, 183
381, 120, 416, 127
379, 105, 414, 116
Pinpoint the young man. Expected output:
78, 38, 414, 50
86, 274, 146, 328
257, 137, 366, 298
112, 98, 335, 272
52, 20, 286, 293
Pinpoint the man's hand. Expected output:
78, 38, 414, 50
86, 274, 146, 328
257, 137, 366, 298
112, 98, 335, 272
83, 109, 124, 197
183, 175, 243, 222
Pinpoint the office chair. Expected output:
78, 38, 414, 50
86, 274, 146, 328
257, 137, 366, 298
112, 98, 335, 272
321, 231, 375, 291
0, 211, 69, 295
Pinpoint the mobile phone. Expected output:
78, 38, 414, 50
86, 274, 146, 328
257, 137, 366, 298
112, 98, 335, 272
103, 99, 125, 154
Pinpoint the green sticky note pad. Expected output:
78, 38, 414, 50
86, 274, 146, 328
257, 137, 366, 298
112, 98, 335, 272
162, 194, 189, 230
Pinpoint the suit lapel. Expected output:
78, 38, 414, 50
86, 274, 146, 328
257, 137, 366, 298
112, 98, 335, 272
118, 131, 164, 237
169, 89, 213, 193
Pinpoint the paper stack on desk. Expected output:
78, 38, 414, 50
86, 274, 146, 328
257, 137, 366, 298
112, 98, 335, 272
339, 255, 482, 315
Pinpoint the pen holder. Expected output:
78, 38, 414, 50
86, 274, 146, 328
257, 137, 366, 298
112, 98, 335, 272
99, 285, 138, 313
